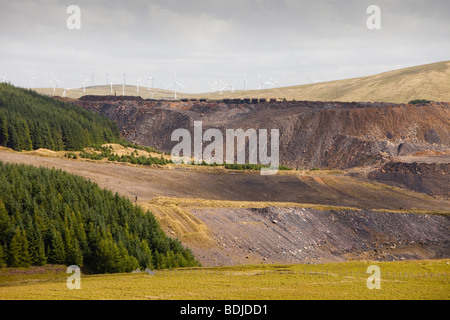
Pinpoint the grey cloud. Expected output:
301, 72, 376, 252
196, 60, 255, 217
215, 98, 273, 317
0, 0, 449, 92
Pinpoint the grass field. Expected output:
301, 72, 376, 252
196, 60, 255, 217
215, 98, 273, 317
1, 260, 448, 300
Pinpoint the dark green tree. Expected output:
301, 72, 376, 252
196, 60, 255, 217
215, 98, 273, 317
0, 113, 8, 146
48, 229, 66, 264
0, 244, 6, 268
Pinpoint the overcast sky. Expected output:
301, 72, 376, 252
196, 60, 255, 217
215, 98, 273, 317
1, 0, 449, 93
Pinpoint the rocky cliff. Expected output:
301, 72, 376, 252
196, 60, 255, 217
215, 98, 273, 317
73, 97, 450, 170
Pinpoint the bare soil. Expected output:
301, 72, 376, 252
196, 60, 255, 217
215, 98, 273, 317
190, 207, 450, 266
0, 149, 448, 212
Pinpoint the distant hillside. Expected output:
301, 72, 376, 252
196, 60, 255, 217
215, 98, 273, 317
0, 83, 119, 151
192, 61, 450, 103
0, 161, 199, 272
35, 86, 177, 100
32, 61, 450, 103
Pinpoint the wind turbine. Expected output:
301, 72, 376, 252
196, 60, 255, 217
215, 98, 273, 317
267, 77, 279, 88
54, 79, 71, 98
258, 74, 274, 90
122, 73, 126, 96
109, 78, 116, 94
144, 75, 154, 91
209, 74, 224, 93
258, 74, 266, 89
81, 78, 90, 93
48, 73, 57, 92
167, 73, 184, 99
209, 80, 217, 93
136, 77, 143, 93
0, 74, 8, 83
219, 84, 228, 95
28, 75, 37, 89
242, 74, 250, 92
221, 79, 238, 94
306, 76, 314, 84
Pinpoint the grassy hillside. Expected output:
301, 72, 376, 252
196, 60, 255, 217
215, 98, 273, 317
0, 83, 119, 151
33, 61, 450, 103
35, 86, 177, 100
0, 161, 199, 273
192, 61, 450, 103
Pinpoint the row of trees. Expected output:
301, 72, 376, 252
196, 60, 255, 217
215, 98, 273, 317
71, 145, 172, 166
0, 161, 199, 273
0, 83, 120, 151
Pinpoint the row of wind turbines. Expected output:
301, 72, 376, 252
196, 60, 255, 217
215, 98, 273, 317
209, 74, 279, 95
2, 72, 281, 99
44, 73, 156, 98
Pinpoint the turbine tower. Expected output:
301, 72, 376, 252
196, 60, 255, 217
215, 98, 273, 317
122, 73, 126, 96
48, 73, 57, 92
144, 75, 154, 91
258, 74, 273, 90
221, 79, 238, 94
81, 78, 90, 93
267, 77, 279, 88
28, 75, 37, 89
258, 74, 265, 89
54, 79, 70, 98
109, 78, 116, 94
167, 73, 184, 99
242, 74, 249, 92
136, 77, 143, 93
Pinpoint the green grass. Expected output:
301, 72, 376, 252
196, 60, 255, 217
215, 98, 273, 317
1, 260, 448, 300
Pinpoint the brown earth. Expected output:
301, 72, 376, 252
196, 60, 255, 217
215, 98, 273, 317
0, 149, 448, 212
72, 98, 450, 170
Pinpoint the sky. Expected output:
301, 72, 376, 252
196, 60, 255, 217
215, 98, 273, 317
0, 0, 449, 93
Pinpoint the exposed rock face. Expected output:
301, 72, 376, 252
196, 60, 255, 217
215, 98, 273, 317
191, 206, 450, 266
368, 161, 450, 198
73, 97, 450, 170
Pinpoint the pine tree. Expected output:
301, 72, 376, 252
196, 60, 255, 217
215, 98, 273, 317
48, 229, 66, 264
28, 226, 47, 266
0, 199, 11, 244
20, 229, 31, 267
64, 226, 83, 266
138, 239, 154, 269
0, 244, 6, 268
117, 241, 139, 272
22, 121, 33, 151
0, 113, 8, 147
7, 228, 22, 267
6, 124, 19, 151
0, 160, 200, 272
